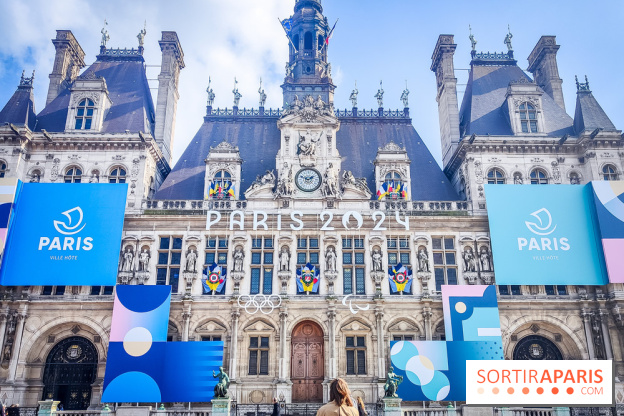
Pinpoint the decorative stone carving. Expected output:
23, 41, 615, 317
513, 172, 523, 184
325, 246, 337, 272
247, 170, 275, 195
371, 248, 383, 272
185, 248, 198, 273
417, 246, 429, 272
277, 270, 291, 295
550, 161, 561, 183
279, 245, 290, 272
50, 158, 60, 181
275, 163, 294, 199
285, 94, 334, 122
121, 246, 134, 272
416, 271, 432, 293
138, 247, 150, 272
462, 246, 477, 272
474, 160, 483, 184
232, 246, 244, 273
464, 272, 478, 285
321, 163, 340, 198
479, 246, 492, 272
131, 158, 140, 177
379, 163, 408, 178
341, 170, 371, 195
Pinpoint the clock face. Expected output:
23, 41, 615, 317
295, 168, 321, 192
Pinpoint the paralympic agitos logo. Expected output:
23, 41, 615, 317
38, 207, 93, 251
517, 208, 570, 252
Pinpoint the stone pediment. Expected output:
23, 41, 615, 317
195, 320, 227, 333
340, 319, 372, 332
243, 319, 276, 332
388, 320, 420, 333
278, 95, 339, 128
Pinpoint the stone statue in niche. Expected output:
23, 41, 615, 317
325, 246, 337, 272
30, 172, 40, 183
279, 246, 290, 272
138, 248, 150, 271
417, 247, 429, 273
233, 246, 245, 272
121, 247, 134, 272
372, 248, 383, 272
462, 246, 476, 272
89, 172, 99, 183
275, 163, 294, 198
185, 248, 198, 273
479, 246, 492, 272
513, 173, 523, 184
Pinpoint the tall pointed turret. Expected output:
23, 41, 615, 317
281, 0, 336, 107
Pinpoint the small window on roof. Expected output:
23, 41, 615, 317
519, 103, 538, 133
75, 99, 95, 130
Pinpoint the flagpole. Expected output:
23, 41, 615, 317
320, 18, 339, 54
278, 18, 298, 52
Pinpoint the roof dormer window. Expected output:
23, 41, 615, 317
519, 103, 538, 133
74, 99, 95, 130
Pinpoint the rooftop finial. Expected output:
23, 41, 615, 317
206, 77, 215, 107
576, 75, 591, 92
504, 25, 513, 51
101, 19, 110, 48
137, 21, 147, 48
374, 80, 384, 108
401, 81, 409, 108
258, 77, 266, 107
350, 81, 358, 108
232, 77, 242, 107
469, 25, 477, 51
19, 69, 35, 88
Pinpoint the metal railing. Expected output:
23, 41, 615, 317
494, 409, 554, 416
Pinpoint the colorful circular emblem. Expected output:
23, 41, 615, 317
302, 271, 314, 284
395, 272, 406, 283
208, 272, 220, 284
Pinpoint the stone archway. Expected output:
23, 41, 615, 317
291, 321, 324, 403
42, 336, 98, 410
513, 335, 563, 360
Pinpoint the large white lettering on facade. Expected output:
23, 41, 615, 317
517, 208, 569, 251
205, 210, 410, 231
39, 207, 94, 251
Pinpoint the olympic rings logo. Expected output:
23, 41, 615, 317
237, 294, 282, 315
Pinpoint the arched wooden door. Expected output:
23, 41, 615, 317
291, 321, 324, 402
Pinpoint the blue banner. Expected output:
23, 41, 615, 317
485, 184, 607, 285
0, 183, 127, 286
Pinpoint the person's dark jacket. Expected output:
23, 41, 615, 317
272, 402, 281, 416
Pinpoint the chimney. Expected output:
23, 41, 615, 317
154, 31, 185, 164
431, 35, 460, 168
527, 36, 565, 111
46, 30, 85, 106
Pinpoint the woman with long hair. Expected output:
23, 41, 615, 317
316, 378, 358, 416
355, 396, 367, 416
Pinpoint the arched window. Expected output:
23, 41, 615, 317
304, 31, 313, 50
487, 168, 505, 184
602, 164, 618, 181
293, 34, 300, 51
529, 168, 548, 185
384, 172, 405, 200
64, 166, 83, 183
211, 170, 232, 199
109, 166, 127, 183
569, 172, 581, 185
0, 160, 6, 178
74, 99, 95, 130
318, 35, 324, 50
513, 335, 563, 360
519, 102, 538, 133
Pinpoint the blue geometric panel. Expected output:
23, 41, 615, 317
390, 285, 503, 402
102, 286, 225, 403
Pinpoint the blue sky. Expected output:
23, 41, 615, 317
0, 0, 622, 166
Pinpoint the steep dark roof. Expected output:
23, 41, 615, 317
155, 116, 459, 201
35, 56, 155, 134
459, 63, 574, 138
573, 90, 617, 134
0, 81, 36, 130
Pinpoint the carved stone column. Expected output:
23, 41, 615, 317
375, 306, 385, 379
8, 311, 27, 381
423, 306, 433, 341
0, 309, 9, 356
581, 309, 596, 359
327, 309, 337, 380
599, 310, 614, 360
181, 304, 192, 342
279, 308, 289, 380
229, 308, 240, 380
